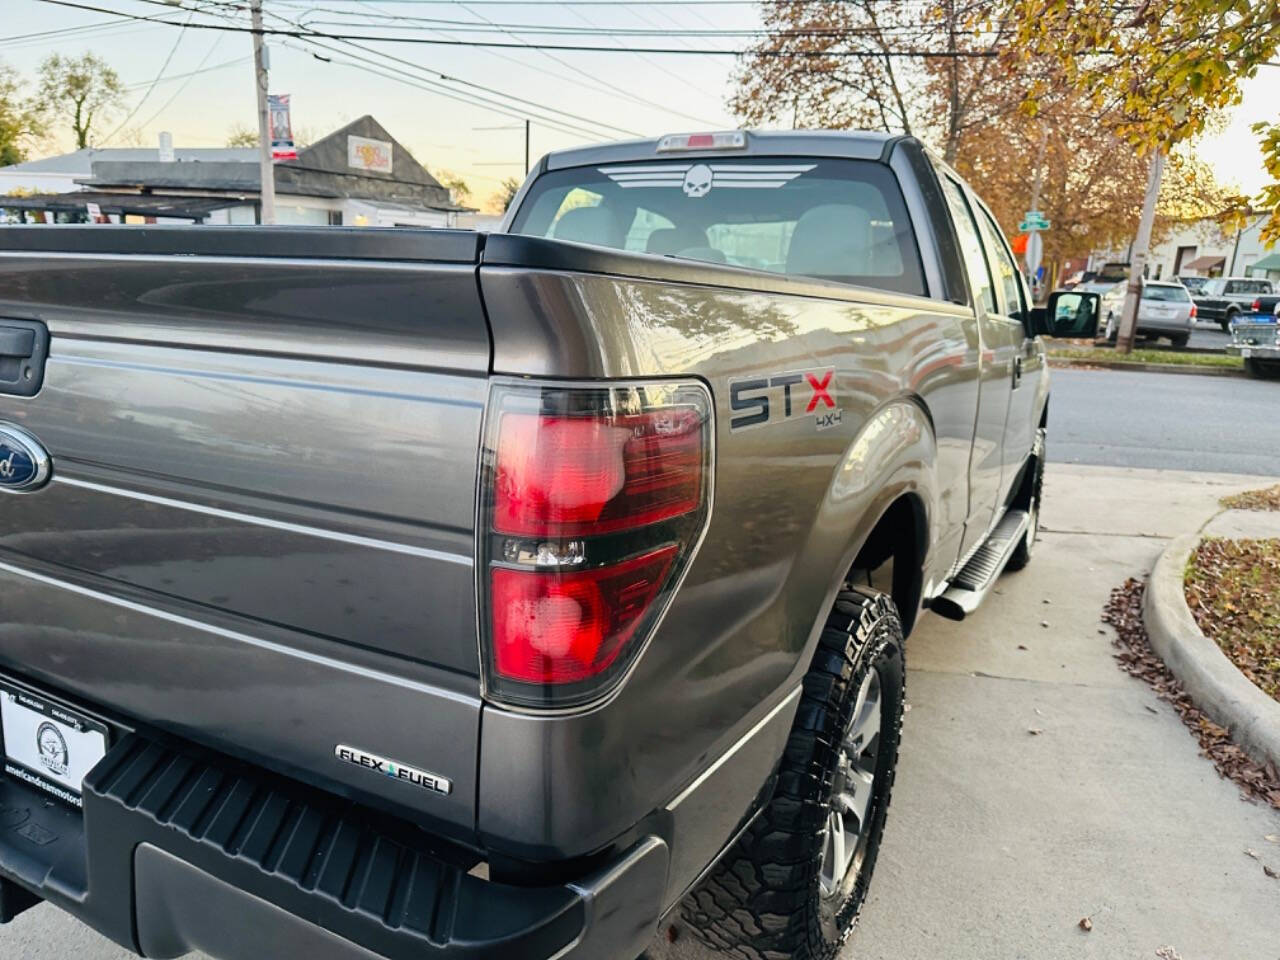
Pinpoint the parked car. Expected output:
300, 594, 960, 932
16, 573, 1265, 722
0, 131, 1096, 960
1228, 292, 1280, 378
1191, 276, 1276, 331
1176, 275, 1210, 296
1101, 279, 1195, 346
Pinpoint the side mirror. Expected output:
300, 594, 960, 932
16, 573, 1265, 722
1028, 290, 1101, 339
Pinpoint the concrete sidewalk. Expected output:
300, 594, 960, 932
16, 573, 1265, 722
4, 465, 1280, 960
655, 464, 1280, 960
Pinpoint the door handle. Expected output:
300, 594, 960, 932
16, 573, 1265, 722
0, 319, 49, 398
1012, 355, 1023, 389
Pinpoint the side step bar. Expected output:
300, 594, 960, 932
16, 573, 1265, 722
930, 508, 1030, 621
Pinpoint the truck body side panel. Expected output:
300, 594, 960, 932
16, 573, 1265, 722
476, 258, 977, 878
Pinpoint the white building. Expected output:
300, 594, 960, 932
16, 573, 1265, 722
1089, 212, 1276, 281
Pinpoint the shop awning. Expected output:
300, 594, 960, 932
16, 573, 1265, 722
1249, 252, 1280, 274
1181, 255, 1225, 272
0, 191, 242, 220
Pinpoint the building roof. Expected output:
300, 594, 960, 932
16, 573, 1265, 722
0, 190, 242, 219
69, 116, 467, 212
0, 147, 256, 175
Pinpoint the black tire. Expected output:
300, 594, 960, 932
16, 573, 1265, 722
1006, 428, 1045, 572
1244, 357, 1280, 380
1222, 310, 1237, 332
1169, 333, 1189, 348
681, 587, 906, 960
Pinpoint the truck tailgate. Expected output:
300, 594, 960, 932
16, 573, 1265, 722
0, 227, 488, 835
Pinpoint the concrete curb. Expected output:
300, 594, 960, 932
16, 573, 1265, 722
1049, 357, 1245, 377
1143, 534, 1280, 773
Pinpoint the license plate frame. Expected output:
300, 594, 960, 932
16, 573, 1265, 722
0, 681, 109, 808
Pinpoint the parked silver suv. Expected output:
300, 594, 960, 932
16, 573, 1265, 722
1103, 280, 1195, 346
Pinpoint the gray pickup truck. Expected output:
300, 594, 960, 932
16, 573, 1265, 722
0, 131, 1095, 960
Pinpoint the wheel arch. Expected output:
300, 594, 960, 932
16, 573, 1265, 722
795, 396, 938, 646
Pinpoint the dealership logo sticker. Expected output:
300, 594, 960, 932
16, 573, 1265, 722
335, 744, 451, 796
35, 722, 69, 778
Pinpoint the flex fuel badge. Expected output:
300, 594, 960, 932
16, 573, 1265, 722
729, 368, 841, 432
335, 745, 452, 796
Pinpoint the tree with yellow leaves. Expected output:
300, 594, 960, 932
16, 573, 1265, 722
1002, 0, 1278, 348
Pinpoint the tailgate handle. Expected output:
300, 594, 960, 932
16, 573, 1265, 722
0, 319, 48, 398
0, 329, 35, 359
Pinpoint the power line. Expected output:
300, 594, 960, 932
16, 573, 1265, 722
35, 1, 1004, 56
103, 12, 192, 141
134, 35, 228, 131
113, 0, 654, 138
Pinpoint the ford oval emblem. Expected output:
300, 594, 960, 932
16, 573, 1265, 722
0, 423, 51, 492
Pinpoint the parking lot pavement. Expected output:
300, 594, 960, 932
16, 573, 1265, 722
653, 464, 1280, 960
1188, 320, 1231, 351
7, 466, 1280, 960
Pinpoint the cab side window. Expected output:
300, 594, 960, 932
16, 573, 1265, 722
974, 206, 1025, 318
939, 175, 997, 314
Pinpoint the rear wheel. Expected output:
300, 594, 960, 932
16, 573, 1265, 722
1222, 310, 1237, 332
1169, 333, 1189, 348
681, 587, 906, 960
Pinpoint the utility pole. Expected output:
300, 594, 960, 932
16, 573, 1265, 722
251, 0, 276, 225
1025, 126, 1049, 302
1116, 149, 1166, 354
524, 118, 530, 174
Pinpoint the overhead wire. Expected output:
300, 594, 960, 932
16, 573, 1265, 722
34, 1, 1006, 57
102, 11, 193, 142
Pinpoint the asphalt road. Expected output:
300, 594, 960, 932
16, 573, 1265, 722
1186, 319, 1232, 350
1049, 366, 1280, 476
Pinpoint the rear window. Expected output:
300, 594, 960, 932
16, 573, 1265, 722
1142, 285, 1190, 302
509, 157, 926, 297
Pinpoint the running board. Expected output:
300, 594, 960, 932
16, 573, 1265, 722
930, 508, 1031, 621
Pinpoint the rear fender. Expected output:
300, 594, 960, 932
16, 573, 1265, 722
793, 397, 937, 651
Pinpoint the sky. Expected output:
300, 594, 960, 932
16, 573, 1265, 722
3, 0, 1276, 210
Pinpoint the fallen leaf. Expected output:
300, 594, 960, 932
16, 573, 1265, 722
1029, 728, 1044, 736
1265, 835, 1280, 843
1040, 620, 1050, 628
1078, 917, 1092, 932
1155, 947, 1182, 960
1265, 865, 1278, 880
1245, 848, 1260, 860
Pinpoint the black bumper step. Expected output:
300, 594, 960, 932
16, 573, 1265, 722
2, 732, 585, 959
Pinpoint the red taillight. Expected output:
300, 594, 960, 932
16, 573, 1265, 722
493, 409, 703, 536
1253, 298, 1262, 312
1191, 304, 1197, 318
490, 545, 677, 684
480, 382, 712, 708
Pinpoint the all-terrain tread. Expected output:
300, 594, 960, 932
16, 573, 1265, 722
680, 586, 906, 960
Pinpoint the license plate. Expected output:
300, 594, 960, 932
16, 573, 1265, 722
0, 682, 108, 808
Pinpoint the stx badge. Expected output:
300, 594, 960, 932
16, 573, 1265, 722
729, 369, 839, 431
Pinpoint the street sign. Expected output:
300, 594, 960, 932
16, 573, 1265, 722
1024, 231, 1043, 275
1019, 217, 1050, 232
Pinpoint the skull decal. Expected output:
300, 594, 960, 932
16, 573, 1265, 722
682, 164, 714, 198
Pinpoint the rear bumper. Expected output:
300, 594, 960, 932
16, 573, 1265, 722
0, 731, 668, 960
